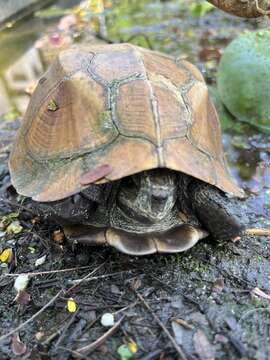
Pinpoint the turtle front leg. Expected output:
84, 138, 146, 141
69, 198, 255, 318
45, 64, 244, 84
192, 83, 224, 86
189, 181, 246, 241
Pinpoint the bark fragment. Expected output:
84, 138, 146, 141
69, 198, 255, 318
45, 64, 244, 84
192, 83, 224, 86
207, 0, 270, 18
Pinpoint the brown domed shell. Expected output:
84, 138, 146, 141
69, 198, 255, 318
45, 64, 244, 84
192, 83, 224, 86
9, 43, 244, 201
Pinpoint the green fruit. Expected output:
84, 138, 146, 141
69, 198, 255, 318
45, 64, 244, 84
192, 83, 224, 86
217, 28, 270, 134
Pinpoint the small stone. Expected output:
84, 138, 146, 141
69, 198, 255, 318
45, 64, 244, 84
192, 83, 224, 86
101, 313, 114, 327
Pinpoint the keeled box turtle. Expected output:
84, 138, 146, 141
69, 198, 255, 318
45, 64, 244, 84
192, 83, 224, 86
9, 43, 246, 255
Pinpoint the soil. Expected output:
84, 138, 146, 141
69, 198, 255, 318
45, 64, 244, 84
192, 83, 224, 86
1, 2, 270, 359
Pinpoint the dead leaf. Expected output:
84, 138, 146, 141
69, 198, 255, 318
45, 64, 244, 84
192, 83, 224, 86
130, 277, 142, 291
53, 229, 65, 244
80, 164, 112, 185
251, 287, 270, 300
11, 333, 27, 355
212, 278, 225, 294
15, 290, 31, 305
35, 331, 45, 341
67, 297, 77, 313
214, 334, 228, 344
6, 221, 23, 234
194, 330, 215, 360
173, 318, 193, 330
128, 339, 138, 354
199, 47, 221, 62
35, 254, 47, 267
172, 321, 184, 345
0, 248, 13, 263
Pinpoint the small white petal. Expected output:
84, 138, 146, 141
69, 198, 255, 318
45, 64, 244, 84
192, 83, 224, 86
101, 313, 114, 327
14, 274, 29, 292
35, 255, 47, 267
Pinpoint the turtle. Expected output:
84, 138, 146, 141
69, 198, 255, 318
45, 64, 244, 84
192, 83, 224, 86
9, 43, 246, 255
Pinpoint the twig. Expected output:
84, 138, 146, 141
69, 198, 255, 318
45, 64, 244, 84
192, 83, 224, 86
0, 264, 105, 343
68, 270, 135, 284
134, 290, 188, 360
66, 262, 105, 294
0, 290, 63, 343
139, 349, 167, 360
246, 228, 270, 237
239, 307, 270, 322
254, 0, 270, 14
74, 316, 125, 358
54, 310, 78, 347
1, 198, 36, 216
1, 265, 94, 278
56, 346, 86, 358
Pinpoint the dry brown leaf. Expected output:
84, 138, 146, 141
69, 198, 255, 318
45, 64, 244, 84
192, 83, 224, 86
15, 290, 31, 305
194, 330, 215, 360
130, 277, 142, 291
53, 229, 65, 244
173, 318, 193, 330
11, 333, 27, 355
251, 287, 270, 300
212, 278, 225, 294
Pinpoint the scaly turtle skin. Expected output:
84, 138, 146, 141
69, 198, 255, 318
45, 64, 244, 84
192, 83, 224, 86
9, 43, 245, 255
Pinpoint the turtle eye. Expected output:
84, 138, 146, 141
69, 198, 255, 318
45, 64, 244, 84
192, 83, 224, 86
72, 194, 81, 204
123, 177, 136, 190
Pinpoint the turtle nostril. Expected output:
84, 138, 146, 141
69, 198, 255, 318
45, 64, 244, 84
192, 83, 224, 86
151, 195, 167, 213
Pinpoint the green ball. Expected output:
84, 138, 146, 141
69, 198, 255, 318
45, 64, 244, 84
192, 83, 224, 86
217, 28, 270, 134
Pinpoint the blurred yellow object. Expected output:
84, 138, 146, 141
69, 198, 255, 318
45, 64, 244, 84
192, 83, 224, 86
67, 297, 77, 313
0, 248, 12, 263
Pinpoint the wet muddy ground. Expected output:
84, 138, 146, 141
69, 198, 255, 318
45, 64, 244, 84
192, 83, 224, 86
1, 1, 270, 359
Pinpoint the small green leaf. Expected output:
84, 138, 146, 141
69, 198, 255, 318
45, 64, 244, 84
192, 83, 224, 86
6, 221, 23, 234
190, 2, 214, 17
117, 344, 133, 360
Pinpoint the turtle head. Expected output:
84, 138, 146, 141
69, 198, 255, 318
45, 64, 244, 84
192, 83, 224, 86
117, 169, 178, 223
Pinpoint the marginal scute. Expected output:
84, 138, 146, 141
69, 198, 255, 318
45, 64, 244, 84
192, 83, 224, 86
164, 137, 216, 185
82, 137, 158, 183
9, 43, 243, 201
25, 71, 117, 159
189, 82, 222, 157
179, 60, 206, 83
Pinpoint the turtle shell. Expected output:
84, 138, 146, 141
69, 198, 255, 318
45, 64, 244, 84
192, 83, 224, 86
9, 43, 244, 202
